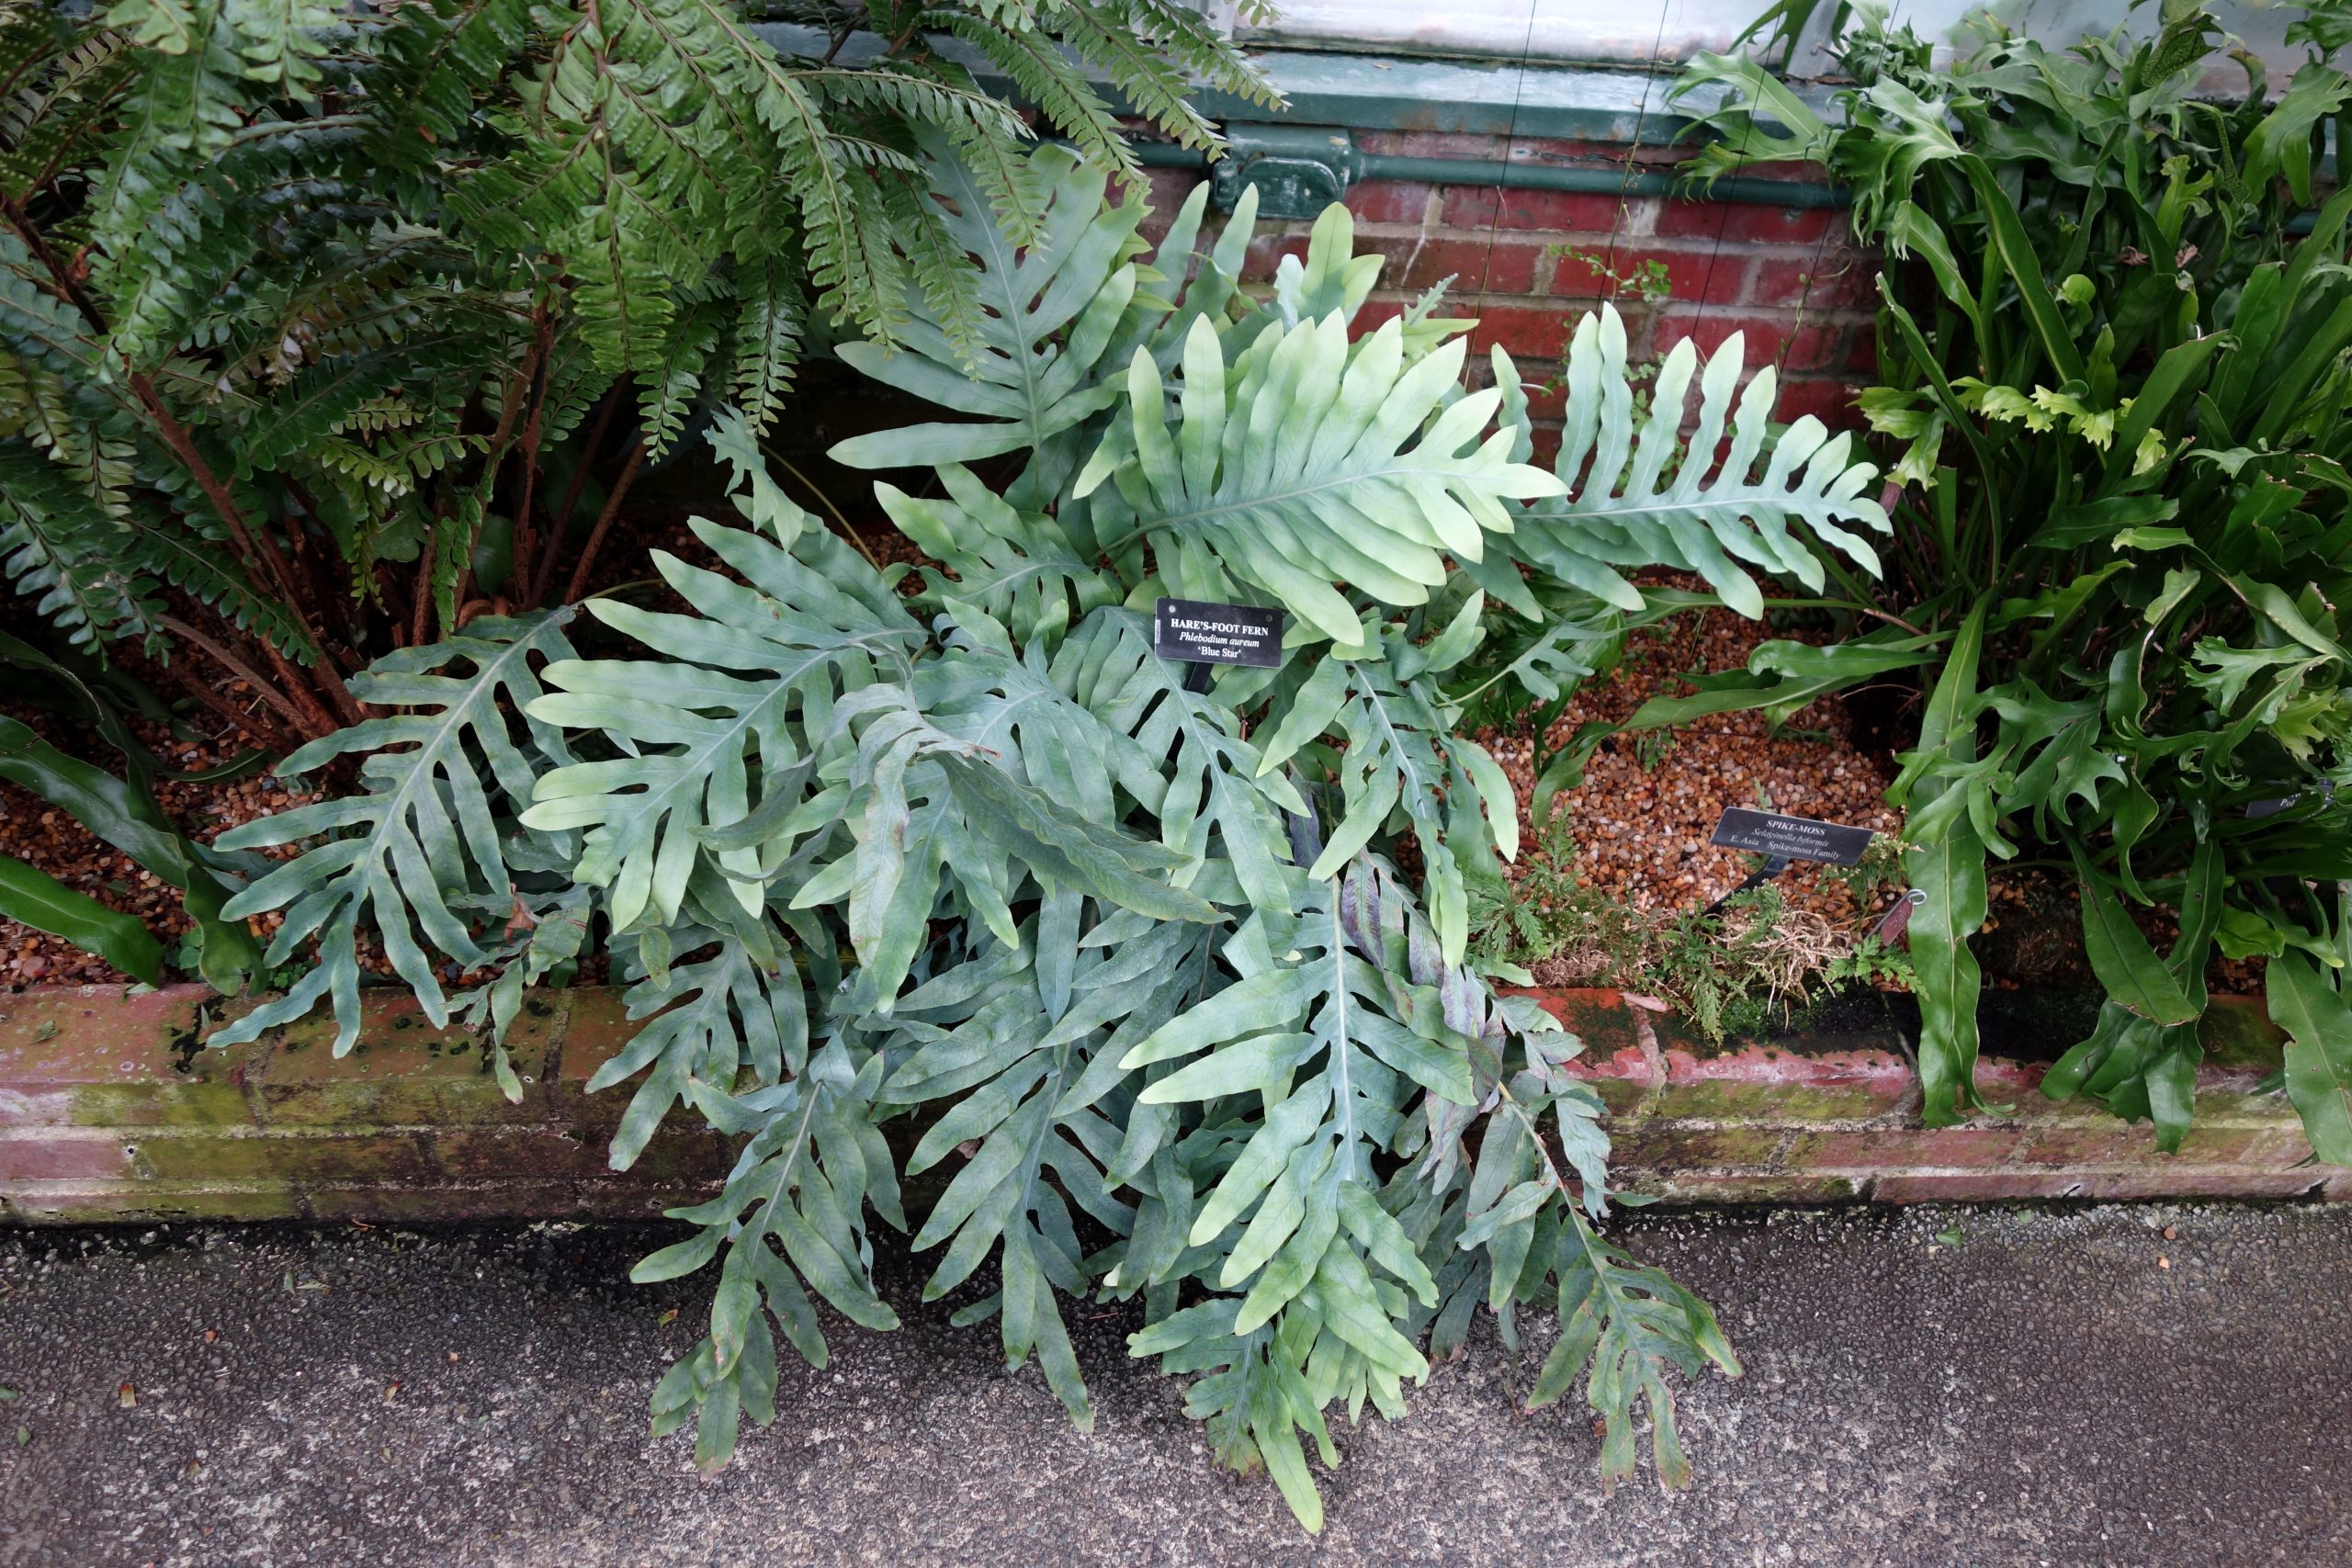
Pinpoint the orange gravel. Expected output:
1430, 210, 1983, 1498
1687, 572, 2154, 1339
2, 687, 319, 987
1479, 586, 1907, 928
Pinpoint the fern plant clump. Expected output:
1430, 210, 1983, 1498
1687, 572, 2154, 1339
207, 139, 1901, 1527
0, 0, 1277, 747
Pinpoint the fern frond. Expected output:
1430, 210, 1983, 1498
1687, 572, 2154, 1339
1515, 304, 1891, 618
211, 609, 582, 1054
937, 10, 1136, 183
86, 0, 245, 264
0, 438, 149, 645
830, 137, 1149, 466
1057, 3, 1222, 152
0, 25, 135, 201
729, 250, 806, 436
1079, 310, 1563, 644
119, 498, 305, 648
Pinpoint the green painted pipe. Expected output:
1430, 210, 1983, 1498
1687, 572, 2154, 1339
1355, 154, 1847, 210
1124, 135, 1847, 210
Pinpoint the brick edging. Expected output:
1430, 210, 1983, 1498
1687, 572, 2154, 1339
0, 985, 728, 1224
1522, 987, 2346, 1203
0, 984, 2340, 1224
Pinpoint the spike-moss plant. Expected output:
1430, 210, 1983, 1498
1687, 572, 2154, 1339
211, 141, 1892, 1529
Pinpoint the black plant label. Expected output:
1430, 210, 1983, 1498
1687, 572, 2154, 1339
1152, 598, 1284, 668
1708, 807, 1874, 866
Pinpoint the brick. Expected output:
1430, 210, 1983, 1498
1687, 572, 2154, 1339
1395, 235, 1543, 295
1770, 377, 1865, 429
1871, 1170, 2104, 1203
1651, 1047, 1916, 1122
2075, 1168, 2328, 1201
257, 993, 527, 1128
2198, 996, 2288, 1070
429, 1125, 616, 1181
1656, 198, 1837, 244
1462, 303, 1580, 363
1648, 310, 1851, 373
0, 984, 254, 1131
1623, 1170, 1862, 1204
2237, 1126, 2318, 1166
1439, 185, 1633, 235
1548, 242, 1731, 308
2015, 1123, 2160, 1165
1610, 1122, 1792, 1169
1238, 230, 1314, 284
3, 1183, 305, 1224
1344, 179, 1436, 227
295, 1182, 587, 1225
8, 981, 2340, 1224
551, 987, 650, 1126
126, 1129, 436, 1185
1782, 1125, 2030, 1170
0, 1132, 134, 1181
1750, 249, 1880, 310
1513, 987, 1646, 1066
1132, 167, 1203, 218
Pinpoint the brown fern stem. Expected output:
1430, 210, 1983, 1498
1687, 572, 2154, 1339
559, 436, 648, 606
507, 302, 557, 610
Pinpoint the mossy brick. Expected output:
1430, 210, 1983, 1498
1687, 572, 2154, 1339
429, 1126, 637, 1182
2182, 1082, 2298, 1125
0, 1133, 134, 1181
2016, 1123, 2163, 1165
1782, 1125, 2030, 1171
548, 987, 644, 1125
1622, 1170, 1862, 1204
2240, 1127, 2322, 1167
1650, 1047, 1913, 1120
564, 1179, 729, 1220
1608, 1122, 1793, 1169
1577, 1070, 1652, 1115
258, 992, 532, 1126
1510, 987, 1645, 1063
2075, 1168, 2326, 1201
296, 1180, 574, 1224
0, 984, 255, 1130
2198, 997, 2287, 1071
2, 1181, 305, 1224
621, 1127, 738, 1184
125, 1129, 436, 1185
1872, 1170, 2106, 1202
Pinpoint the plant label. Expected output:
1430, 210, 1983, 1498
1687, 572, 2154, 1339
1153, 598, 1284, 668
1708, 807, 1874, 866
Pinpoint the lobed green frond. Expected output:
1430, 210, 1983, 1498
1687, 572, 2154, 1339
1080, 309, 1563, 644
1514, 304, 1891, 618
211, 609, 582, 1054
829, 137, 1151, 467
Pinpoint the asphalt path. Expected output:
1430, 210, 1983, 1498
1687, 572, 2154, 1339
3, 1202, 2346, 1566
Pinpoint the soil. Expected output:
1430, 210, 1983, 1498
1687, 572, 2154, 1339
1, 651, 324, 987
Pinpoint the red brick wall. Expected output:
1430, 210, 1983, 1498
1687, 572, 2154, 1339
1140, 132, 1877, 456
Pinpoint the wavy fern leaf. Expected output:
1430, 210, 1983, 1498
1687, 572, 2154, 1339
640, 1031, 901, 1473
1514, 304, 1890, 618
212, 609, 581, 1053
828, 138, 1151, 468
1080, 313, 1564, 643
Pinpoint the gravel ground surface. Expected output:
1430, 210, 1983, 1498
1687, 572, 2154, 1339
3, 1202, 2347, 1567
1482, 589, 1905, 925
